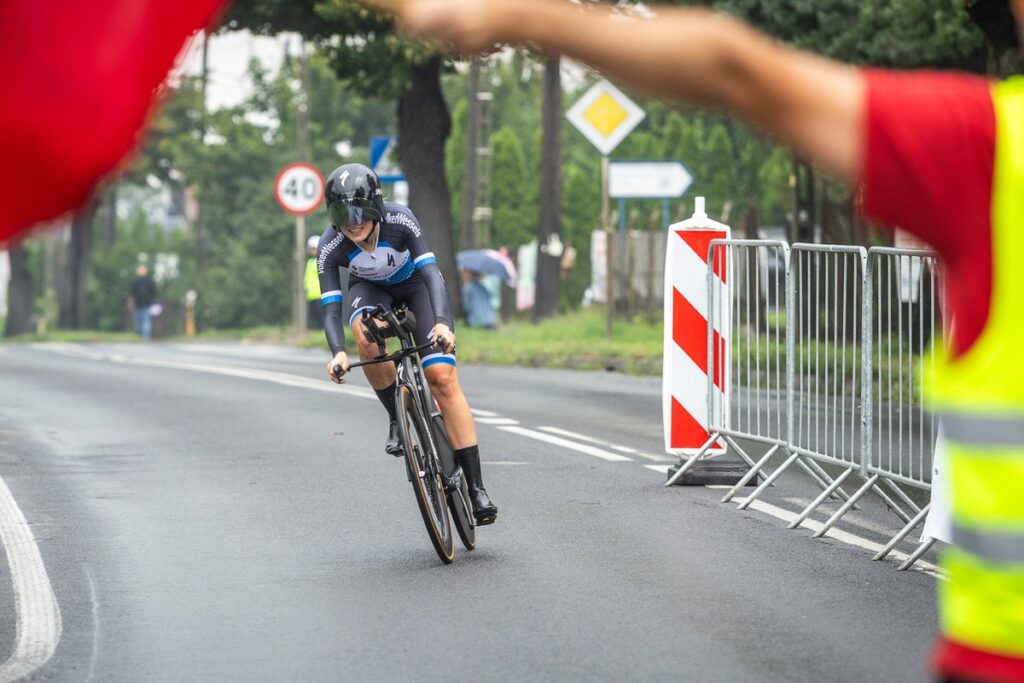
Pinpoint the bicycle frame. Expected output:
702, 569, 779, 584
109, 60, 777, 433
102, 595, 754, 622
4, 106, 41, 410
353, 305, 457, 482
345, 304, 477, 550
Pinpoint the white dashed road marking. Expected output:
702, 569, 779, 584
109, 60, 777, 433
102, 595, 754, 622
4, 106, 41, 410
539, 426, 673, 462
497, 426, 633, 462
475, 417, 520, 426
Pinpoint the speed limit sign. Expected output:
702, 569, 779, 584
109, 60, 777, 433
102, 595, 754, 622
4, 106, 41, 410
274, 162, 325, 216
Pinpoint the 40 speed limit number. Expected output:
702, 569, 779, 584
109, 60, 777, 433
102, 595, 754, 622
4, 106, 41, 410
274, 162, 325, 216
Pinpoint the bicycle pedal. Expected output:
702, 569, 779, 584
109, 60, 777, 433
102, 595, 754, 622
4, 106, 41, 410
474, 512, 497, 526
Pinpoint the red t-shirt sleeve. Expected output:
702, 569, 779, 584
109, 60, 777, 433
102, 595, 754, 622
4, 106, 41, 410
861, 69, 997, 355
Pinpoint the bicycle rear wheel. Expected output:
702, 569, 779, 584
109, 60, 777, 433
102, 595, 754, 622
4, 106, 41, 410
449, 473, 477, 551
397, 386, 454, 563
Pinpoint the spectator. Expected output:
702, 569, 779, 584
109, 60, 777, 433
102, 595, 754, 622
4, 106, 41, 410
461, 269, 497, 329
128, 265, 157, 340
304, 235, 323, 330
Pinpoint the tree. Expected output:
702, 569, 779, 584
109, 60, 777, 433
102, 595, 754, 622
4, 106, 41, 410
445, 99, 468, 248
489, 127, 532, 248
560, 163, 600, 311
55, 199, 98, 330
4, 240, 33, 336
227, 0, 464, 315
534, 56, 563, 321
700, 124, 737, 221
713, 0, 986, 71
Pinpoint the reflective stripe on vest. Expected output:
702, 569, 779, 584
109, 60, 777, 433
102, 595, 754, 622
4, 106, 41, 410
951, 525, 1024, 564
940, 412, 1024, 448
929, 77, 1024, 663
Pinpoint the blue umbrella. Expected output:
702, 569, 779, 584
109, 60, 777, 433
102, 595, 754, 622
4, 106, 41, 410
456, 249, 518, 284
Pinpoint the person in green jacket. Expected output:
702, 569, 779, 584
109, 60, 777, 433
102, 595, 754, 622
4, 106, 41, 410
305, 235, 322, 330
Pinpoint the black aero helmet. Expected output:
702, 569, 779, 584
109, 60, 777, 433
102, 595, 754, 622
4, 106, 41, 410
325, 163, 385, 227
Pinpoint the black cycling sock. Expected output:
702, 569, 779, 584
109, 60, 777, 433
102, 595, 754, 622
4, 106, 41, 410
455, 444, 483, 483
375, 382, 398, 422
454, 445, 480, 460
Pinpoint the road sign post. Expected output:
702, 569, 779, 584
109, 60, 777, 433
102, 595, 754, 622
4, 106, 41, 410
274, 162, 324, 335
566, 80, 646, 339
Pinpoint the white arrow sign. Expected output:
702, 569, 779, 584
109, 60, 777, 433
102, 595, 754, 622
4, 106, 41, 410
609, 161, 693, 199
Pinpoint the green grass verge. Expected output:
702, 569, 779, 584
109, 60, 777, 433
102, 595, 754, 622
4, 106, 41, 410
454, 310, 662, 374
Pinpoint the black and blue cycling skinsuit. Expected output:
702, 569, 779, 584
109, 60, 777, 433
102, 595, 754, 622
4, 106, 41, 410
316, 201, 455, 368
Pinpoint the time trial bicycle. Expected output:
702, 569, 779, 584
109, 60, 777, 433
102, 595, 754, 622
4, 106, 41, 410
334, 303, 475, 563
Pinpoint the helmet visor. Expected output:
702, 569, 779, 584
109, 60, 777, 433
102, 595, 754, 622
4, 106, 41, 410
328, 197, 382, 226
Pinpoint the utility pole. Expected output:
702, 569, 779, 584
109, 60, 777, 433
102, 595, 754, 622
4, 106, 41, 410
474, 62, 494, 247
196, 30, 209, 282
534, 56, 562, 322
462, 59, 494, 250
462, 61, 480, 250
293, 39, 312, 334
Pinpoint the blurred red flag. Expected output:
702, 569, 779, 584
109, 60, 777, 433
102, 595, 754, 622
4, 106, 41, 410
0, 1, 225, 243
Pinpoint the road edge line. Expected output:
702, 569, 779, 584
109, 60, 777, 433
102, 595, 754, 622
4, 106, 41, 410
0, 473, 62, 682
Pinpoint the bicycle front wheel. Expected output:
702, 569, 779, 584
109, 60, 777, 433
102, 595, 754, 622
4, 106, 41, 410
397, 386, 454, 564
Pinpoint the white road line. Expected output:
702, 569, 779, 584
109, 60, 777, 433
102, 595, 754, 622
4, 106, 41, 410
646, 465, 673, 474
498, 426, 633, 462
0, 474, 62, 683
475, 417, 520, 426
539, 426, 673, 462
35, 344, 649, 468
84, 565, 100, 683
32, 343, 376, 401
730, 496, 942, 578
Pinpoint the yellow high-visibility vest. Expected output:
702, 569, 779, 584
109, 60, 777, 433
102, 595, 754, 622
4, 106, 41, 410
928, 76, 1024, 665
304, 257, 321, 301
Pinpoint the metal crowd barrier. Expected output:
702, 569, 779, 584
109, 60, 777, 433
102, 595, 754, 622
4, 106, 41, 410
667, 239, 942, 570
864, 247, 941, 568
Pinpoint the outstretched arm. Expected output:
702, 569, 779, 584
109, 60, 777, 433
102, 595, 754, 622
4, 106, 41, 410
398, 0, 865, 182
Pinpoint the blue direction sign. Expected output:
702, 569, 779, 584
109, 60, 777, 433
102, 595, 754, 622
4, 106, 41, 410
370, 135, 404, 182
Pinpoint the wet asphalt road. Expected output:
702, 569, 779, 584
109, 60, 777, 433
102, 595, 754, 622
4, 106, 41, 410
0, 342, 938, 682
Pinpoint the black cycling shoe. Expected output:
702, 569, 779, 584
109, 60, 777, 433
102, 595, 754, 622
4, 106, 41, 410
456, 446, 498, 525
385, 421, 403, 457
469, 487, 498, 526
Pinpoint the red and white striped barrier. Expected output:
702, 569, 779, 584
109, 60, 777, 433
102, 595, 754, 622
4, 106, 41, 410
663, 197, 730, 456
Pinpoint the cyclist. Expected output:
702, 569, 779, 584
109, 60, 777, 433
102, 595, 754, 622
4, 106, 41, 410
317, 162, 498, 525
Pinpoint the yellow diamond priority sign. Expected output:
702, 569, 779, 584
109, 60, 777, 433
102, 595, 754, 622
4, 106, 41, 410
566, 80, 645, 156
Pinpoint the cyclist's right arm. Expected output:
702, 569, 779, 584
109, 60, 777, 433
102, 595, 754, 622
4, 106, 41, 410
316, 230, 350, 382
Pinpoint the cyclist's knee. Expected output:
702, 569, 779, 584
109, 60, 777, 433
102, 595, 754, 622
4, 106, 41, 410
426, 364, 459, 401
352, 321, 377, 357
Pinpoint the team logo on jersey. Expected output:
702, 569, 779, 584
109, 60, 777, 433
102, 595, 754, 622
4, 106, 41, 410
352, 296, 363, 309
386, 210, 422, 237
316, 232, 346, 274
